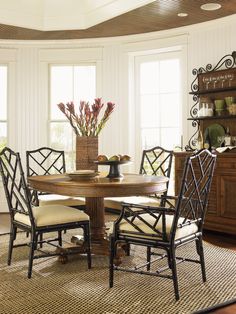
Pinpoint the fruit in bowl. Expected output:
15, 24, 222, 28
97, 154, 108, 162
109, 155, 120, 161
97, 154, 131, 163
120, 154, 131, 161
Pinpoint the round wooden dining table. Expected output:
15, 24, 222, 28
28, 173, 168, 258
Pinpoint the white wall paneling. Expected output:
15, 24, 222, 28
15, 47, 41, 160
39, 47, 103, 62
0, 48, 17, 212
100, 45, 124, 157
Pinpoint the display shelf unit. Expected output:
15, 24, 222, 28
175, 52, 236, 235
187, 51, 236, 150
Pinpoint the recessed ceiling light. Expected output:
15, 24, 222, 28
200, 3, 222, 11
178, 13, 188, 17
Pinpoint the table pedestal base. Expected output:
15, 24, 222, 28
55, 241, 88, 264
70, 235, 125, 265
57, 197, 126, 264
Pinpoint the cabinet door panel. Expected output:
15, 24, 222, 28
219, 175, 236, 219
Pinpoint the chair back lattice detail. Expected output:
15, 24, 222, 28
139, 146, 173, 202
139, 146, 173, 178
26, 147, 66, 177
171, 149, 216, 241
0, 147, 33, 222
116, 149, 216, 242
26, 147, 66, 198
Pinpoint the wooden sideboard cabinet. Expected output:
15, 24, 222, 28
174, 151, 236, 235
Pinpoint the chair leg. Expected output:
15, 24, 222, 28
34, 234, 38, 250
120, 242, 130, 256
85, 224, 91, 269
39, 233, 43, 248
167, 249, 172, 269
109, 236, 116, 288
58, 230, 62, 247
170, 249, 180, 301
8, 226, 17, 266
125, 243, 130, 256
28, 233, 36, 278
196, 237, 206, 282
147, 247, 151, 271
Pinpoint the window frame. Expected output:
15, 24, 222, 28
48, 63, 98, 170
0, 64, 8, 149
133, 49, 185, 170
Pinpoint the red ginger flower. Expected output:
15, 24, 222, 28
57, 98, 115, 137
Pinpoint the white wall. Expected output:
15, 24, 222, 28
0, 14, 236, 212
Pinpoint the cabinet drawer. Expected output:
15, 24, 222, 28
216, 158, 236, 171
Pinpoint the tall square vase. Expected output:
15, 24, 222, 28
76, 136, 98, 171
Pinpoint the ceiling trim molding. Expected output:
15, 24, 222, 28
0, 14, 234, 48
0, 0, 156, 31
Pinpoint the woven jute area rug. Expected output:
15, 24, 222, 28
0, 232, 235, 314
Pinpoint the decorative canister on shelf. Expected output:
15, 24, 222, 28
58, 98, 115, 170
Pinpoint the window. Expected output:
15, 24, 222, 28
135, 51, 182, 152
0, 65, 7, 150
49, 65, 96, 170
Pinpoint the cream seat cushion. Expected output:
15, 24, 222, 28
104, 196, 161, 211
116, 213, 198, 240
15, 205, 89, 227
38, 194, 85, 207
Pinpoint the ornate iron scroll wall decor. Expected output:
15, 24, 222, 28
187, 51, 236, 150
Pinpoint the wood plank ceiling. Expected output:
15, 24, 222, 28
0, 0, 235, 40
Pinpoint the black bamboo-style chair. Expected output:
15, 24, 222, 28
26, 147, 85, 207
104, 146, 174, 212
0, 147, 91, 278
109, 149, 216, 300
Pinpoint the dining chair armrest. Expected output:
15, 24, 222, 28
111, 202, 175, 241
158, 194, 178, 209
121, 202, 176, 215
161, 195, 178, 200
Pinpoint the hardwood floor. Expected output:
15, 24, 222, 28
0, 213, 235, 313
203, 230, 236, 252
